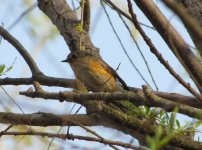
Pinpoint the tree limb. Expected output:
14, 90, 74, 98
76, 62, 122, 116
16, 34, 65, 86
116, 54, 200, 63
0, 77, 76, 88
127, 0, 202, 101
1, 131, 145, 150
0, 112, 100, 126
0, 26, 42, 76
37, 0, 98, 54
176, 0, 202, 57
133, 0, 202, 94
83, 0, 91, 32
19, 89, 202, 120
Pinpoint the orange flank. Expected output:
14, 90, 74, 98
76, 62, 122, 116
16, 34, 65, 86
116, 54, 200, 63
88, 58, 112, 78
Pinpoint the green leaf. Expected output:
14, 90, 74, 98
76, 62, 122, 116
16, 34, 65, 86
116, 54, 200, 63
169, 112, 175, 133
0, 64, 5, 75
193, 120, 202, 128
176, 120, 181, 129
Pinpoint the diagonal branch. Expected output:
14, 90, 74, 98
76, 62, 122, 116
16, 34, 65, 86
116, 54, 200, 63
176, 0, 202, 58
133, 0, 202, 94
163, 0, 202, 57
103, 0, 155, 30
0, 27, 42, 76
126, 0, 202, 101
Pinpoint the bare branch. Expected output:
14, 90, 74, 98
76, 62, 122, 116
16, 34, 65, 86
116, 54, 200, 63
0, 77, 199, 108
0, 26, 42, 76
126, 0, 202, 101
163, 0, 202, 44
19, 90, 202, 120
0, 77, 76, 88
177, 0, 202, 58
0, 112, 100, 126
83, 0, 91, 32
37, 0, 98, 54
103, 0, 155, 30
1, 131, 144, 150
133, 0, 202, 93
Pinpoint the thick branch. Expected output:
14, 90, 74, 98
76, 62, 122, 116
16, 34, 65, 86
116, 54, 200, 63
130, 87, 201, 108
0, 111, 146, 145
126, 0, 202, 101
37, 0, 98, 54
19, 90, 202, 120
1, 77, 199, 108
133, 0, 202, 93
177, 0, 202, 57
163, 0, 202, 57
0, 112, 100, 126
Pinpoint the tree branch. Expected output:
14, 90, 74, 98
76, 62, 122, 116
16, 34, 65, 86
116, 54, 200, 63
132, 0, 202, 94
19, 89, 202, 120
83, 0, 90, 32
0, 112, 100, 126
37, 0, 98, 54
103, 0, 155, 30
1, 131, 145, 150
0, 76, 199, 108
0, 77, 76, 88
0, 26, 42, 76
126, 0, 202, 101
176, 0, 202, 57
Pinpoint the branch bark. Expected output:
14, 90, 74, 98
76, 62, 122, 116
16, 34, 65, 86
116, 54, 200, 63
133, 0, 202, 94
0, 27, 42, 76
177, 0, 202, 57
37, 0, 98, 55
19, 89, 202, 120
1, 131, 144, 150
126, 0, 202, 101
0, 112, 99, 126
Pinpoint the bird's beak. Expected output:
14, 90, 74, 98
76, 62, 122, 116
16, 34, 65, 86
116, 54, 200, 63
61, 58, 68, 62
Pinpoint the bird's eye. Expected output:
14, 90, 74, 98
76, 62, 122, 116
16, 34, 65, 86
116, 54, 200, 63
71, 53, 77, 59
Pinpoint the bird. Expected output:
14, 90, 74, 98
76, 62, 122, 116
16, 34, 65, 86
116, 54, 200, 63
61, 50, 129, 92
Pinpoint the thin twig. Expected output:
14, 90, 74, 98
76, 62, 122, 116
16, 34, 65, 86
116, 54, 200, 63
103, 0, 198, 59
119, 15, 158, 91
7, 3, 37, 30
83, 0, 91, 32
103, 0, 155, 30
0, 86, 24, 114
0, 77, 75, 88
79, 0, 85, 50
0, 125, 13, 136
101, 2, 152, 89
0, 27, 42, 76
70, 120, 119, 150
1, 131, 144, 150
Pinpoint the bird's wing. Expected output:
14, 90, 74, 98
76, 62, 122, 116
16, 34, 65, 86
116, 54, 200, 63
101, 60, 129, 91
